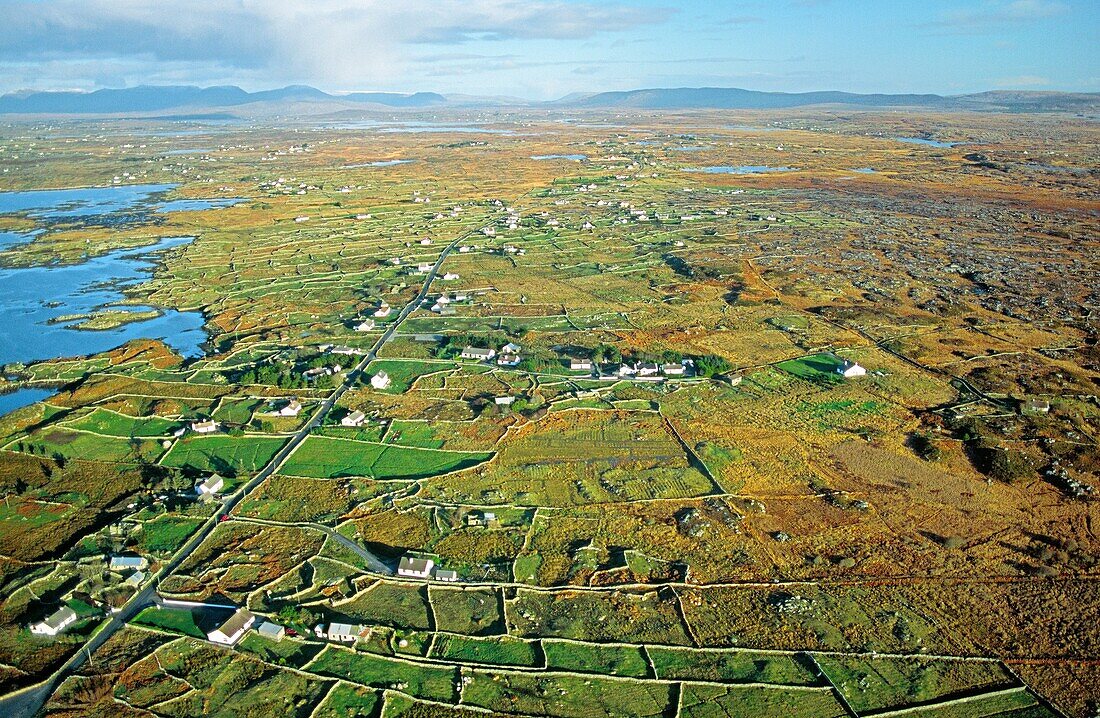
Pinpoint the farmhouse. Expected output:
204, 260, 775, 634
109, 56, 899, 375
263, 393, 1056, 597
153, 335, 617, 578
1022, 397, 1051, 415
637, 362, 660, 377
276, 399, 302, 417
374, 304, 392, 318
124, 571, 145, 588
662, 363, 686, 376
370, 371, 391, 390
836, 359, 867, 378
569, 358, 593, 371
355, 319, 375, 332
109, 555, 148, 572
497, 354, 521, 367
196, 475, 225, 496
341, 409, 366, 427
207, 608, 255, 646
460, 346, 496, 361
31, 606, 78, 637
503, 342, 522, 354
190, 419, 218, 434
443, 272, 460, 281
434, 569, 459, 582
416, 262, 434, 274
398, 556, 435, 578
494, 396, 516, 406
330, 346, 364, 356
257, 621, 286, 641
325, 622, 370, 643
465, 511, 497, 527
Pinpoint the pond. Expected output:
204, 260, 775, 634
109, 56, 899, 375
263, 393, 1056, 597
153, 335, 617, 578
683, 165, 796, 174
894, 136, 962, 148
343, 160, 416, 168
530, 154, 587, 161
0, 234, 207, 368
0, 388, 56, 416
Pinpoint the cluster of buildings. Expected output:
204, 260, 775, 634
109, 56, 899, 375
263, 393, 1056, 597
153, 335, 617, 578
397, 556, 458, 582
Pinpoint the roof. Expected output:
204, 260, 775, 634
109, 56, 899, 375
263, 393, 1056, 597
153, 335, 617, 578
462, 346, 494, 356
215, 608, 255, 637
327, 622, 365, 636
109, 555, 145, 568
399, 556, 434, 573
257, 621, 284, 637
42, 606, 77, 630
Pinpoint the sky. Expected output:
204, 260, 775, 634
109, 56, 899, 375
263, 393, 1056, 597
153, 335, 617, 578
0, 0, 1097, 99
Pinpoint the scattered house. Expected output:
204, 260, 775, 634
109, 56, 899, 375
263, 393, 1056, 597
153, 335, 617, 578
124, 570, 146, 588
257, 621, 286, 641
196, 475, 225, 497
325, 622, 370, 643
355, 319, 375, 332
109, 555, 148, 572
294, 215, 310, 223
276, 399, 302, 417
419, 238, 432, 246
482, 226, 496, 237
373, 304, 392, 318
497, 354, 521, 367
1022, 397, 1051, 415
494, 396, 516, 406
465, 511, 497, 527
460, 346, 496, 361
330, 346, 364, 356
569, 358, 593, 371
637, 362, 660, 377
397, 556, 435, 579
662, 363, 686, 376
370, 371, 391, 390
503, 342, 522, 354
416, 262, 434, 274
836, 359, 867, 378
31, 607, 78, 637
434, 569, 459, 582
341, 410, 366, 427
617, 363, 637, 377
442, 272, 460, 281
458, 245, 471, 253
190, 419, 218, 434
207, 608, 256, 646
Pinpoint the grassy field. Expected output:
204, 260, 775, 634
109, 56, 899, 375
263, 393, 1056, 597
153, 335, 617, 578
138, 515, 204, 554
64, 408, 181, 437
542, 640, 651, 678
159, 434, 288, 475
308, 646, 457, 702
430, 634, 539, 667
132, 606, 205, 639
281, 435, 491, 479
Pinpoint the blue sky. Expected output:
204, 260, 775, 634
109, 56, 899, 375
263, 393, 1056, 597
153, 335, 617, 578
0, 0, 1096, 98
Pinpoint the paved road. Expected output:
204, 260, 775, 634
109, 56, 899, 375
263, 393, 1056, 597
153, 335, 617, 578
0, 221, 480, 718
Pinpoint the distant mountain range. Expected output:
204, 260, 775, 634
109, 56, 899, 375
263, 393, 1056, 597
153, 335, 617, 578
0, 84, 1096, 116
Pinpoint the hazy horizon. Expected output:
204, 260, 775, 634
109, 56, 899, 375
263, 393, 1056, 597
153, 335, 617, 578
0, 0, 1097, 100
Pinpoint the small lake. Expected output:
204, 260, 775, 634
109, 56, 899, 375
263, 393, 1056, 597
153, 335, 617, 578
162, 148, 214, 155
0, 183, 177, 219
850, 167, 877, 174
684, 165, 796, 174
894, 136, 962, 148
0, 387, 55, 416
154, 198, 244, 212
0, 235, 207, 368
530, 154, 587, 161
343, 160, 415, 168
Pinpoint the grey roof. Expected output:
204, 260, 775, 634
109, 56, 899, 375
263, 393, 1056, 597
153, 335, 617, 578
214, 608, 255, 637
43, 606, 77, 630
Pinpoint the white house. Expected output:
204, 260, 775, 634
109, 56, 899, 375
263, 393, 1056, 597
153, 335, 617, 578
196, 475, 225, 496
617, 363, 637, 377
662, 363, 685, 376
325, 622, 370, 643
569, 358, 593, 371
836, 359, 867, 378
31, 607, 78, 637
124, 570, 145, 588
341, 410, 366, 427
497, 354, 521, 367
636, 363, 660, 377
434, 569, 459, 582
109, 555, 148, 572
207, 608, 255, 646
370, 371, 391, 390
442, 272, 460, 281
397, 556, 435, 579
190, 419, 218, 434
503, 342, 522, 354
257, 621, 285, 641
460, 346, 496, 361
373, 304, 392, 318
419, 238, 433, 246
294, 215, 310, 223
277, 399, 302, 417
416, 262, 434, 274
494, 396, 516, 406
355, 319, 375, 332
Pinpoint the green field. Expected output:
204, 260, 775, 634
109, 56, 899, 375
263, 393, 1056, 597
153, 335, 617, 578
365, 360, 454, 393
65, 408, 181, 437
138, 515, 204, 554
281, 435, 491, 479
430, 634, 539, 667
132, 607, 205, 639
543, 640, 651, 677
308, 647, 457, 702
159, 434, 288, 475
648, 647, 819, 685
